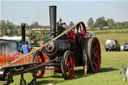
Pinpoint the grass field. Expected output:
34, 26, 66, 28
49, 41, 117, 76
94, 29, 128, 48
8, 29, 128, 85
10, 51, 128, 85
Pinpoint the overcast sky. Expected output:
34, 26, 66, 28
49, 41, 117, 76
1, 0, 128, 26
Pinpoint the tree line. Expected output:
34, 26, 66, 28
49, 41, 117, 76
87, 17, 128, 30
0, 17, 128, 36
0, 20, 42, 36
0, 20, 19, 36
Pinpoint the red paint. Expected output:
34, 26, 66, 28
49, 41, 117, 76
0, 52, 31, 66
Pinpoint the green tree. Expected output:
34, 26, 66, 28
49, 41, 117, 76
87, 18, 94, 26
95, 17, 107, 30
13, 28, 18, 35
69, 21, 74, 27
0, 20, 8, 36
87, 17, 95, 30
9, 29, 14, 35
115, 22, 124, 29
7, 20, 16, 29
0, 20, 18, 36
31, 21, 40, 26
123, 22, 128, 28
106, 18, 114, 29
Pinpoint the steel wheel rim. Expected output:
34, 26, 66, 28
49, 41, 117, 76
90, 38, 101, 72
34, 52, 45, 78
65, 52, 75, 79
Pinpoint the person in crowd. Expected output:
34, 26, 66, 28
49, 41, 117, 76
18, 40, 23, 52
30, 38, 35, 45
20, 41, 29, 54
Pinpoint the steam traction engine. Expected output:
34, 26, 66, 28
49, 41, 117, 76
0, 6, 101, 85
31, 5, 101, 79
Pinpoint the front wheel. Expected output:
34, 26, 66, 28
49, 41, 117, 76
31, 50, 45, 78
61, 50, 75, 80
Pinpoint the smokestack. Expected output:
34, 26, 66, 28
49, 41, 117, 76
49, 5, 57, 38
21, 23, 26, 42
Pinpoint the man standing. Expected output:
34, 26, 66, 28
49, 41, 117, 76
20, 41, 29, 54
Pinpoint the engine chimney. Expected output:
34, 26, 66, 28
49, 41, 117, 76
49, 5, 57, 38
21, 23, 26, 42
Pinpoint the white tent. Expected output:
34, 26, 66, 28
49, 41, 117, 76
0, 36, 30, 42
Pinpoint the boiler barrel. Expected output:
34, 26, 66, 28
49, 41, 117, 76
43, 40, 71, 58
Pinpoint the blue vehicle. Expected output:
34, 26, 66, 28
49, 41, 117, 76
0, 39, 20, 53
0, 36, 30, 53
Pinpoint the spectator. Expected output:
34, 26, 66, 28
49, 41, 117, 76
30, 38, 35, 45
18, 40, 23, 52
20, 41, 29, 54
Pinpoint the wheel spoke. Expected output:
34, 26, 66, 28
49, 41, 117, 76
91, 45, 99, 69
93, 60, 97, 67
61, 51, 75, 80
93, 44, 98, 50
33, 51, 45, 78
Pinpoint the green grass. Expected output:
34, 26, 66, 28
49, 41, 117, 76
10, 51, 128, 85
8, 29, 128, 85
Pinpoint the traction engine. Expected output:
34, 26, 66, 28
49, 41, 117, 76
31, 6, 101, 79
0, 5, 101, 85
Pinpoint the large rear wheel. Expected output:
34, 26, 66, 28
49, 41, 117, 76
87, 37, 101, 73
61, 50, 75, 80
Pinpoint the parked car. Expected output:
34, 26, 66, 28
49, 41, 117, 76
0, 39, 20, 53
104, 40, 120, 52
124, 43, 128, 51
120, 45, 124, 51
87, 32, 95, 37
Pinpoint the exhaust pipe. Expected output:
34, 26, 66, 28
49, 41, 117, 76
21, 23, 26, 42
49, 5, 57, 38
